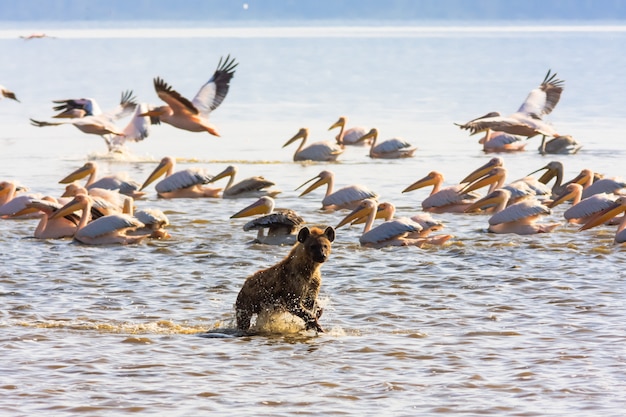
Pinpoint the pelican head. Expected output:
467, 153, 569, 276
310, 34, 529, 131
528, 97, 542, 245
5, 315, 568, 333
140, 156, 174, 191
579, 196, 626, 232
62, 182, 87, 198
528, 161, 564, 185
548, 183, 583, 208
50, 193, 90, 220
566, 168, 595, 189
350, 201, 395, 225
460, 157, 504, 184
402, 171, 442, 193
464, 189, 511, 213
210, 165, 237, 184
336, 198, 377, 228
282, 128, 309, 148
59, 162, 96, 184
461, 166, 507, 194
328, 116, 347, 131
231, 196, 274, 218
296, 170, 333, 197
356, 128, 378, 145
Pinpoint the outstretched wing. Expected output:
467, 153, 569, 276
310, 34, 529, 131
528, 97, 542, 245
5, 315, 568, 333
517, 69, 565, 116
154, 76, 198, 115
192, 54, 238, 117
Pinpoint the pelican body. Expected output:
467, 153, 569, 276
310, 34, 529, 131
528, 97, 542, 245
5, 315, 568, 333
141, 55, 238, 136
402, 171, 479, 213
210, 165, 280, 199
283, 128, 344, 162
329, 116, 369, 146
356, 128, 416, 159
231, 196, 304, 245
59, 161, 145, 199
580, 196, 626, 244
140, 156, 220, 199
296, 170, 378, 211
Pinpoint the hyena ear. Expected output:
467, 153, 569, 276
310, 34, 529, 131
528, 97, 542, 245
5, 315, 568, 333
324, 226, 335, 242
297, 226, 310, 243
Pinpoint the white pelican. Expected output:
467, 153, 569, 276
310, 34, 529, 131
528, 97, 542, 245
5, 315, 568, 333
465, 189, 559, 234
59, 161, 145, 199
336, 199, 441, 248
140, 156, 220, 198
134, 209, 171, 239
0, 85, 19, 102
328, 116, 370, 146
283, 127, 344, 162
539, 134, 582, 155
30, 90, 139, 151
456, 70, 564, 141
478, 130, 526, 153
296, 170, 378, 211
140, 55, 237, 136
15, 198, 79, 239
209, 165, 281, 199
582, 177, 626, 199
402, 171, 480, 213
527, 161, 567, 198
230, 196, 304, 245
548, 183, 618, 224
579, 196, 626, 244
50, 194, 148, 245
356, 128, 417, 159
0, 180, 27, 207
61, 182, 132, 212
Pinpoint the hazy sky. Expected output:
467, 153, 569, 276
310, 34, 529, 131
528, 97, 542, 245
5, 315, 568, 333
1, 0, 626, 22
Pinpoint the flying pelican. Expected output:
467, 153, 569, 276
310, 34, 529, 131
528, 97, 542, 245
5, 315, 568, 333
336, 199, 444, 248
579, 196, 626, 244
402, 171, 480, 213
30, 90, 139, 151
140, 156, 220, 198
139, 55, 237, 136
50, 194, 148, 245
0, 85, 19, 102
356, 128, 417, 159
328, 116, 370, 146
59, 161, 145, 199
209, 165, 281, 199
539, 134, 582, 155
230, 196, 304, 245
283, 127, 344, 162
548, 183, 618, 224
456, 70, 564, 142
478, 130, 526, 153
465, 189, 559, 234
296, 170, 378, 211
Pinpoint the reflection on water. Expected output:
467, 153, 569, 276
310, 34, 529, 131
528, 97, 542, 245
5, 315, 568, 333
1, 22, 626, 417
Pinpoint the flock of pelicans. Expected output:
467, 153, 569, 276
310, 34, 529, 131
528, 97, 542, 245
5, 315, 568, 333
1, 57, 624, 247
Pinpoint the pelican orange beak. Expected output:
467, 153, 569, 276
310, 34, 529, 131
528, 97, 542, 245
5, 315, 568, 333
567, 169, 595, 187
49, 195, 84, 220
140, 158, 172, 191
402, 172, 437, 193
460, 167, 506, 194
209, 165, 235, 184
579, 199, 626, 231
295, 174, 328, 197
336, 203, 372, 228
231, 197, 269, 218
356, 128, 377, 144
548, 184, 581, 208
328, 117, 345, 131
464, 190, 504, 213
527, 162, 559, 184
460, 157, 503, 184
350, 202, 389, 225
59, 163, 94, 184
282, 128, 307, 148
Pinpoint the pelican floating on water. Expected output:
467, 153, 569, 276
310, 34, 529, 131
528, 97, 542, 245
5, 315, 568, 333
356, 128, 417, 159
16, 198, 80, 239
140, 55, 237, 136
456, 70, 564, 142
465, 189, 559, 234
296, 170, 378, 211
478, 130, 526, 153
329, 116, 369, 146
209, 165, 281, 199
0, 85, 19, 102
59, 161, 145, 199
539, 134, 582, 155
402, 171, 480, 213
283, 127, 344, 162
140, 156, 220, 198
548, 183, 618, 224
230, 196, 304, 245
579, 196, 626, 244
50, 194, 148, 245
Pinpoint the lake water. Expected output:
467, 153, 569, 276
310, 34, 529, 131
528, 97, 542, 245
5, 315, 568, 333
1, 22, 626, 416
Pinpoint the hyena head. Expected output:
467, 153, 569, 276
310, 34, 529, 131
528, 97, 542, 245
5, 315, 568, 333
297, 226, 335, 264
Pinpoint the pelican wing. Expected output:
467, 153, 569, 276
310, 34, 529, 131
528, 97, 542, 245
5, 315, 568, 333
135, 209, 169, 227
582, 178, 626, 199
242, 210, 303, 231
154, 77, 198, 115
360, 218, 421, 245
488, 200, 550, 226
191, 55, 238, 117
89, 175, 142, 196
79, 214, 143, 238
108, 103, 152, 148
517, 70, 565, 116
295, 141, 344, 161
52, 97, 102, 116
373, 138, 414, 153
155, 169, 212, 193
323, 185, 378, 208
422, 186, 478, 209
564, 194, 618, 220
0, 194, 42, 216
227, 177, 275, 195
